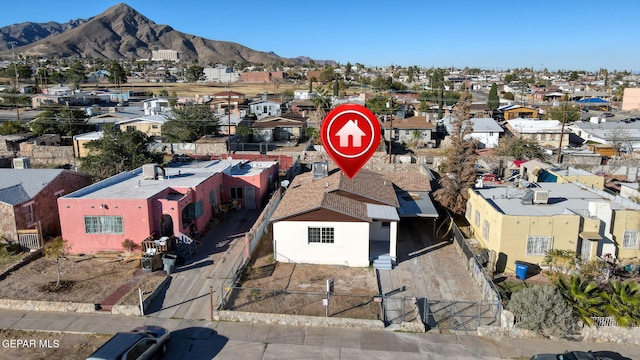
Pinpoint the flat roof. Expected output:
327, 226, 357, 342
396, 191, 439, 218
64, 160, 275, 200
475, 182, 631, 216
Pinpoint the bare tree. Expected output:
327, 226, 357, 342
606, 127, 632, 156
44, 237, 69, 289
434, 90, 477, 216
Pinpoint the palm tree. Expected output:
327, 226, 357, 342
555, 275, 605, 326
601, 280, 640, 327
311, 86, 332, 122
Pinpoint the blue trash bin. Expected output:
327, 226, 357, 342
515, 263, 528, 280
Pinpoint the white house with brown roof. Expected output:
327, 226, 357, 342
271, 169, 400, 269
382, 115, 436, 147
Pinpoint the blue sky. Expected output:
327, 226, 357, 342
1, 1, 638, 72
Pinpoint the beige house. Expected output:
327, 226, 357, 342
621, 88, 640, 111
506, 118, 570, 149
116, 115, 167, 137
466, 182, 640, 273
72, 131, 103, 158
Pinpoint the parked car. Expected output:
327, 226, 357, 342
86, 325, 170, 360
601, 112, 615, 118
531, 351, 612, 360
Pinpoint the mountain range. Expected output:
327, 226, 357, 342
0, 3, 334, 66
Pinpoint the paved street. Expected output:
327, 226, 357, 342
0, 309, 637, 359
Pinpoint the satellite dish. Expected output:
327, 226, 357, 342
281, 180, 290, 189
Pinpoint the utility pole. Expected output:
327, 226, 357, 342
556, 102, 566, 164
227, 80, 232, 156
387, 98, 393, 163
9, 41, 20, 122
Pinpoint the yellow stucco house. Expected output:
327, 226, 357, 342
116, 115, 167, 137
466, 182, 640, 273
501, 105, 539, 120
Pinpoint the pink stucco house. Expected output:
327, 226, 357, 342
58, 159, 278, 254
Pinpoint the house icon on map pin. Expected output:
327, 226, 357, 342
335, 119, 366, 147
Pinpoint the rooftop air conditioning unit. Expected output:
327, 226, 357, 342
533, 189, 549, 204
142, 163, 164, 180
312, 161, 329, 180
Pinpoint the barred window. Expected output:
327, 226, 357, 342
466, 202, 472, 219
622, 230, 639, 249
308, 227, 334, 244
475, 210, 480, 227
482, 221, 490, 241
526, 235, 554, 256
84, 216, 124, 234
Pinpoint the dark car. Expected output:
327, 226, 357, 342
531, 351, 612, 360
87, 325, 170, 360
601, 112, 615, 118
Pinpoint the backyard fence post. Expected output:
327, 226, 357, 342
450, 301, 455, 329
210, 286, 213, 321
477, 301, 482, 328
138, 288, 144, 316
220, 283, 224, 309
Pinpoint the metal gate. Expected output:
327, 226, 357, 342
17, 229, 42, 250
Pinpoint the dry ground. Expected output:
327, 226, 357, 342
224, 226, 381, 319
0, 253, 152, 304
0, 329, 109, 360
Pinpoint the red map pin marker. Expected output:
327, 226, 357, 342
321, 103, 380, 179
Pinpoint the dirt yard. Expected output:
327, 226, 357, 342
0, 329, 109, 360
224, 227, 381, 319
0, 253, 154, 304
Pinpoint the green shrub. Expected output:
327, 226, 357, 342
508, 284, 575, 337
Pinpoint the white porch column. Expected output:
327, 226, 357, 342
390, 221, 398, 263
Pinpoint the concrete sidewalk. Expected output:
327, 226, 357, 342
0, 309, 637, 360
144, 209, 260, 320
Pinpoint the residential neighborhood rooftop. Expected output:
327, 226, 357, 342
0, 169, 67, 205
64, 159, 275, 200
475, 182, 640, 216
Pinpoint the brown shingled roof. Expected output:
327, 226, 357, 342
338, 170, 399, 207
382, 172, 432, 192
272, 169, 396, 221
272, 167, 434, 222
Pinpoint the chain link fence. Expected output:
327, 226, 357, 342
222, 287, 380, 320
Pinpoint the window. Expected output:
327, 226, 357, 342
125, 339, 156, 360
308, 227, 334, 244
209, 190, 217, 205
24, 203, 35, 224
151, 125, 159, 129
381, 222, 390, 228
526, 235, 554, 256
195, 199, 204, 218
230, 187, 243, 199
482, 221, 490, 241
540, 133, 547, 141
489, 132, 494, 137
622, 230, 639, 249
474, 210, 480, 227
466, 202, 472, 219
84, 216, 124, 234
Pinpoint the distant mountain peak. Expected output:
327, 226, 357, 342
0, 4, 334, 66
